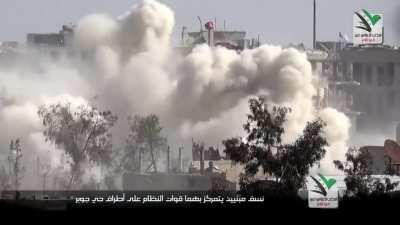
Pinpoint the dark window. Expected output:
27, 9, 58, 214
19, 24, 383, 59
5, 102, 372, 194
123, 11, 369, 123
378, 95, 384, 115
386, 62, 394, 86
353, 63, 362, 83
388, 92, 395, 108
322, 63, 329, 72
378, 65, 385, 86
366, 65, 372, 85
338, 63, 343, 74
366, 95, 372, 114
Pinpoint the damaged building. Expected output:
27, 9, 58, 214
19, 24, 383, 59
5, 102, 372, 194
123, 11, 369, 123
178, 20, 260, 54
306, 41, 400, 133
306, 41, 400, 175
340, 46, 400, 131
122, 146, 236, 191
25, 25, 75, 59
27, 25, 74, 48
0, 41, 19, 64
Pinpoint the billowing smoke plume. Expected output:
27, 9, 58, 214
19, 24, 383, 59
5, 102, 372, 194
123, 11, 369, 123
0, 0, 351, 189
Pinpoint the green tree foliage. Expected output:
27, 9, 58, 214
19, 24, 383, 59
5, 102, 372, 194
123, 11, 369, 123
334, 148, 398, 198
124, 114, 167, 173
38, 102, 117, 189
223, 97, 328, 195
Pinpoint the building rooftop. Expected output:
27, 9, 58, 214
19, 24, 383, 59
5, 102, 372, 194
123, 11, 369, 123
360, 139, 400, 174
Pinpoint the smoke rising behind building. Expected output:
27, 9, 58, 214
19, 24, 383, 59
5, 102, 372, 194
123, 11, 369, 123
0, 0, 351, 190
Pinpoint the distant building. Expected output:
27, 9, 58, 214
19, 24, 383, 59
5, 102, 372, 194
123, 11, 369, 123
27, 25, 74, 48
306, 40, 400, 132
301, 42, 361, 137
0, 41, 18, 49
360, 139, 400, 175
184, 30, 259, 50
0, 41, 19, 54
340, 46, 400, 130
179, 21, 260, 53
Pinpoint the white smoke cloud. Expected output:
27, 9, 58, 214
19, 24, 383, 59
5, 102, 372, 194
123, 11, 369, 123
0, 0, 351, 189
74, 14, 119, 51
316, 108, 351, 174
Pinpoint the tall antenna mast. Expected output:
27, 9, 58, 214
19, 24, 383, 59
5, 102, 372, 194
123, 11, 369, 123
313, 0, 317, 50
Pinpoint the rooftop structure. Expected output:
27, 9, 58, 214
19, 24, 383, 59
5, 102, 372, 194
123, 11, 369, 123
27, 25, 74, 48
180, 19, 260, 53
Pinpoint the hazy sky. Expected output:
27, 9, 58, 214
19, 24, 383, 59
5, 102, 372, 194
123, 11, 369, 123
0, 0, 399, 47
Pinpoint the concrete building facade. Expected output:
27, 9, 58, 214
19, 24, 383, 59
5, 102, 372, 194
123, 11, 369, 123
340, 47, 400, 130
27, 25, 74, 48
308, 42, 400, 132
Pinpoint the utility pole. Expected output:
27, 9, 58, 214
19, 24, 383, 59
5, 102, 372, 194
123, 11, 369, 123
178, 146, 183, 173
166, 146, 170, 173
138, 148, 142, 173
200, 147, 204, 175
8, 139, 24, 200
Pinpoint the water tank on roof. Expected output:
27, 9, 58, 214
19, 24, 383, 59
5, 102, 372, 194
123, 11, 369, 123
205, 21, 214, 30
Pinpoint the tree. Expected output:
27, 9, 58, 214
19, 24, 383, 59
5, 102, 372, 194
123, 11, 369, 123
192, 140, 205, 161
334, 147, 398, 198
0, 165, 11, 191
36, 157, 51, 191
95, 146, 124, 190
384, 155, 397, 175
223, 97, 328, 195
8, 139, 25, 191
52, 165, 70, 190
38, 102, 117, 189
124, 114, 167, 173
